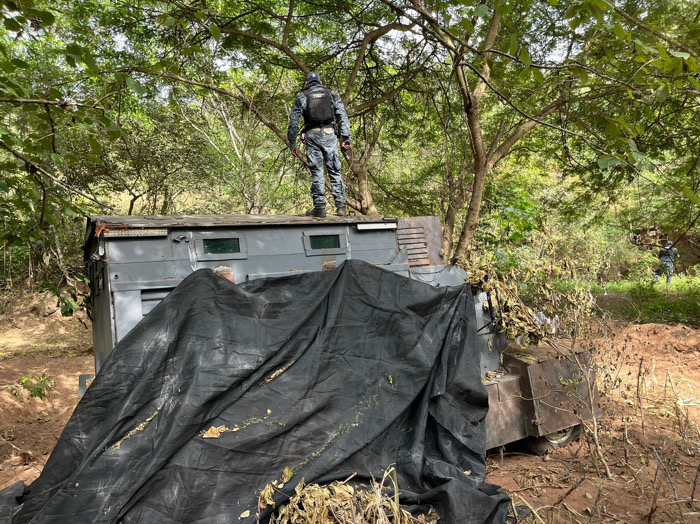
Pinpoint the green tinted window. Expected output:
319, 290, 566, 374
203, 238, 240, 254
309, 235, 340, 250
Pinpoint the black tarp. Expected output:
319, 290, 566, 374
0, 260, 510, 523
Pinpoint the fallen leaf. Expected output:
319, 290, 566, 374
202, 425, 226, 439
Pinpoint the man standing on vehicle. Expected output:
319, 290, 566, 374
288, 71, 351, 217
653, 240, 680, 284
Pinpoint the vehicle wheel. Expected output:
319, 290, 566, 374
525, 425, 582, 456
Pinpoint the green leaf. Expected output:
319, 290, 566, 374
50, 153, 63, 165
83, 53, 98, 71
497, 3, 513, 15
163, 16, 177, 27
674, 58, 684, 76
604, 122, 620, 138
565, 4, 579, 18
65, 43, 84, 57
631, 151, 646, 164
669, 50, 690, 60
598, 155, 622, 169
38, 10, 55, 26
460, 18, 473, 33
665, 57, 681, 73
3, 18, 22, 32
532, 68, 544, 83
10, 58, 28, 68
627, 138, 638, 152
681, 186, 700, 204
612, 23, 626, 40
87, 136, 101, 154
126, 77, 146, 95
655, 84, 668, 102
586, 1, 604, 22
475, 4, 489, 18
209, 24, 221, 41
107, 124, 122, 140
519, 47, 531, 68
504, 34, 516, 55
183, 45, 202, 56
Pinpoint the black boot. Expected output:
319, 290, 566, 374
336, 206, 347, 217
305, 207, 327, 218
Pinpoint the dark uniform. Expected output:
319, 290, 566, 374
653, 240, 680, 284
287, 72, 351, 217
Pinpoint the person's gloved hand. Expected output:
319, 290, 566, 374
341, 136, 351, 150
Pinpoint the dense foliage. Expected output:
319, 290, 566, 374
0, 0, 698, 290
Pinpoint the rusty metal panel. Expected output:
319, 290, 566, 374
484, 375, 530, 449
396, 217, 446, 266
504, 347, 599, 437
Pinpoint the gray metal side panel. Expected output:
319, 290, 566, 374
92, 266, 114, 374
112, 290, 143, 343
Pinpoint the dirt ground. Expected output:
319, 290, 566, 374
0, 292, 92, 488
489, 323, 700, 523
1, 292, 700, 523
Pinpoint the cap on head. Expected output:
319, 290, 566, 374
306, 71, 320, 83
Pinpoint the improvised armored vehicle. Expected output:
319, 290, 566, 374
83, 213, 596, 451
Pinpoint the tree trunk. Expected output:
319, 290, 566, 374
453, 166, 487, 259
443, 202, 457, 256
349, 158, 379, 216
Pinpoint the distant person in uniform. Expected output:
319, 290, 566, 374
653, 240, 680, 284
287, 71, 351, 218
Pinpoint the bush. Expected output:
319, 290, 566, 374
19, 374, 54, 400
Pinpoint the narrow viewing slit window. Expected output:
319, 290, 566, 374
309, 235, 340, 250
203, 238, 241, 254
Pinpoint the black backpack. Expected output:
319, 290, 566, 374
303, 87, 334, 124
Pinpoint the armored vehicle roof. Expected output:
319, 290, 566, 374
85, 213, 396, 230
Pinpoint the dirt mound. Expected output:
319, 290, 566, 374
615, 323, 700, 353
0, 291, 92, 360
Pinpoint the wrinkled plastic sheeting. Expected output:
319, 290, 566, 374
0, 260, 510, 523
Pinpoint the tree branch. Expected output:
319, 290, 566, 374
219, 27, 309, 73
472, 8, 501, 102
343, 23, 409, 104
0, 140, 115, 209
489, 101, 563, 167
121, 67, 289, 144
0, 97, 106, 110
608, 3, 699, 61
282, 0, 295, 48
